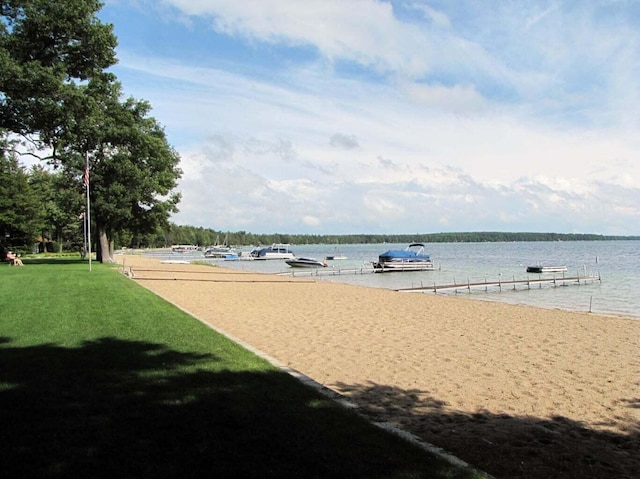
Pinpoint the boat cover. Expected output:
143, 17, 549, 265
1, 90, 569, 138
379, 250, 430, 260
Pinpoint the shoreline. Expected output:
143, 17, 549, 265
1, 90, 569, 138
130, 245, 640, 321
119, 254, 640, 478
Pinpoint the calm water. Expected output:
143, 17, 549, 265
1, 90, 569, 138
151, 241, 640, 319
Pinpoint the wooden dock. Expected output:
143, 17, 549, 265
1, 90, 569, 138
278, 266, 378, 277
396, 273, 601, 294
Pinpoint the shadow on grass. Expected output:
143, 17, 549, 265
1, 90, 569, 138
0, 337, 479, 479
18, 258, 86, 265
335, 381, 640, 479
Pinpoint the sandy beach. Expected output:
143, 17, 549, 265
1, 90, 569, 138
120, 255, 639, 479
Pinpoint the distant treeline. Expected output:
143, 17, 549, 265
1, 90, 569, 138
164, 226, 639, 248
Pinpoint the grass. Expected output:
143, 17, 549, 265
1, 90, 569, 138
0, 258, 485, 478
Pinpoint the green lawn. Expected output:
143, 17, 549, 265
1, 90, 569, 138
0, 259, 484, 478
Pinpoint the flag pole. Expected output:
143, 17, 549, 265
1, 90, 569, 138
85, 151, 92, 272
82, 212, 87, 258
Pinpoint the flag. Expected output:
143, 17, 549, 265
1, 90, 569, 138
83, 166, 89, 187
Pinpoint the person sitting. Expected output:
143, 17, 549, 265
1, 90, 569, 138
6, 251, 23, 266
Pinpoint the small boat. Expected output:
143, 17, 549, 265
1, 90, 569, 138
526, 265, 568, 274
325, 248, 347, 261
237, 251, 255, 261
204, 245, 237, 258
285, 257, 327, 268
205, 251, 240, 260
172, 244, 199, 253
250, 243, 295, 260
373, 243, 435, 272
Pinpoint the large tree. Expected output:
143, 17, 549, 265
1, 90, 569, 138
89, 83, 182, 263
56, 76, 182, 263
1, 1, 182, 262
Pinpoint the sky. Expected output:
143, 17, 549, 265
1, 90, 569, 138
98, 0, 640, 235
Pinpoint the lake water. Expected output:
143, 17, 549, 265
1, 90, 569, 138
151, 240, 640, 320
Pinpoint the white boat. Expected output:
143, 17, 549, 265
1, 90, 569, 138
373, 243, 435, 272
204, 245, 237, 259
250, 243, 295, 260
237, 251, 255, 261
172, 244, 199, 253
526, 265, 568, 274
325, 248, 347, 260
286, 257, 327, 268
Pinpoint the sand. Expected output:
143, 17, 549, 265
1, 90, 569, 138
120, 255, 639, 479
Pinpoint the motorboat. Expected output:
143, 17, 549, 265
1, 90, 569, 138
237, 251, 255, 261
526, 265, 568, 274
373, 243, 435, 272
285, 257, 327, 268
205, 251, 239, 260
172, 244, 199, 253
250, 243, 295, 260
204, 245, 237, 259
325, 248, 347, 261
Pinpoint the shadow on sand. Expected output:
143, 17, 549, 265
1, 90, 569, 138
335, 381, 639, 479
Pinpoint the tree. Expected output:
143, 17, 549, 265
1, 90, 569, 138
0, 137, 41, 252
0, 0, 117, 147
2, 2, 182, 262
28, 164, 85, 252
74, 78, 182, 263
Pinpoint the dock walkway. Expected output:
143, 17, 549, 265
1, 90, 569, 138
396, 273, 601, 293
278, 266, 377, 277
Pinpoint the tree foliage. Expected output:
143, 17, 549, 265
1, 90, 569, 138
0, 141, 41, 251
28, 163, 85, 252
1, 1, 182, 262
85, 82, 182, 262
161, 226, 640, 248
0, 0, 117, 144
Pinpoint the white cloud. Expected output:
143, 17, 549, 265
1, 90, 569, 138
301, 215, 322, 227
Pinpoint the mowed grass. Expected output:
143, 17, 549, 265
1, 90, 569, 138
0, 259, 484, 478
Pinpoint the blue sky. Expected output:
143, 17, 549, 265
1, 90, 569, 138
99, 0, 640, 235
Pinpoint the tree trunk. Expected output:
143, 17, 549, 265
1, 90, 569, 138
97, 224, 114, 263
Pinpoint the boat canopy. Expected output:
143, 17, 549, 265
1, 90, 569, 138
380, 250, 430, 259
379, 243, 429, 260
